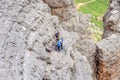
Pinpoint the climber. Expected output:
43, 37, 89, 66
56, 40, 61, 52
55, 32, 59, 42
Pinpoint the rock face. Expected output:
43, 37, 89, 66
103, 0, 120, 38
0, 0, 96, 80
43, 0, 76, 21
96, 0, 120, 80
96, 34, 120, 80
2, 0, 120, 80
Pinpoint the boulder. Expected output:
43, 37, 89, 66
96, 34, 120, 80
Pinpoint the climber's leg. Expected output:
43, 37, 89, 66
58, 46, 61, 52
61, 43, 63, 49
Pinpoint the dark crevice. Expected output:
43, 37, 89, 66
95, 47, 100, 80
45, 48, 51, 53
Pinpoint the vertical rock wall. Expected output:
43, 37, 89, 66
0, 0, 96, 80
96, 35, 120, 80
43, 0, 75, 21
103, 0, 120, 38
96, 0, 120, 80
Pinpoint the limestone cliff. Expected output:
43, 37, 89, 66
103, 0, 120, 38
2, 0, 120, 80
0, 0, 96, 80
96, 0, 120, 80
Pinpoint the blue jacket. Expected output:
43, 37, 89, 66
57, 40, 61, 47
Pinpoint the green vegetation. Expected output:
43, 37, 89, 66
75, 0, 89, 3
76, 0, 109, 41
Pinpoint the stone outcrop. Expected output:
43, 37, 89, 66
2, 0, 120, 80
96, 34, 120, 80
43, 0, 76, 21
0, 0, 96, 80
96, 0, 120, 80
103, 0, 120, 38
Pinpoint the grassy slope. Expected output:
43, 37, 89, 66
76, 0, 109, 41
75, 0, 89, 3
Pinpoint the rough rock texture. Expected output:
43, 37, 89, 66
43, 0, 76, 21
96, 34, 120, 80
44, 0, 96, 66
96, 0, 120, 80
0, 0, 96, 80
103, 0, 120, 38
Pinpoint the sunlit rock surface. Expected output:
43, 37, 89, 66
103, 0, 120, 38
96, 34, 120, 80
0, 0, 96, 80
96, 0, 120, 80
